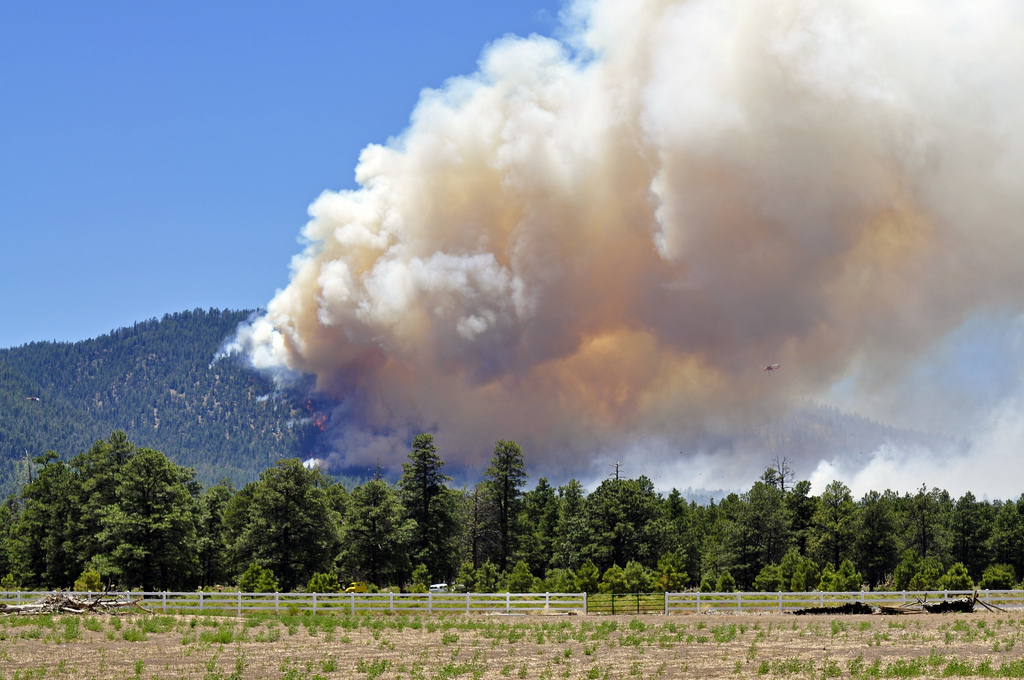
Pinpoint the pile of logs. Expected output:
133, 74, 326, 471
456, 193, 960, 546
795, 591, 1005, 616
793, 601, 875, 616
0, 592, 154, 616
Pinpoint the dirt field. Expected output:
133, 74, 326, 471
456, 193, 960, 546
2, 610, 1023, 679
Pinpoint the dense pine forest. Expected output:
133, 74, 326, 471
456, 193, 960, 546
1, 431, 1021, 595
0, 309, 323, 496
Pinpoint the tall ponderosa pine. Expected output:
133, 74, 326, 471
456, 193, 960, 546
232, 459, 340, 592
515, 477, 559, 576
339, 479, 415, 588
97, 448, 201, 591
483, 440, 527, 572
552, 479, 591, 571
809, 480, 856, 569
854, 490, 900, 589
398, 434, 459, 583
196, 479, 235, 588
8, 453, 82, 589
584, 476, 666, 572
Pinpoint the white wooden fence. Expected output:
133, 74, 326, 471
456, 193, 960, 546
0, 590, 586, 616
664, 589, 1024, 614
2, 589, 1021, 616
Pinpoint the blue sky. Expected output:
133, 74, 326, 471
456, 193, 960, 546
0, 0, 564, 349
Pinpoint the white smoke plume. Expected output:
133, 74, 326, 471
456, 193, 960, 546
228, 0, 1024, 486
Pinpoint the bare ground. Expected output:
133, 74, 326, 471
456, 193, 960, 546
2, 609, 1023, 679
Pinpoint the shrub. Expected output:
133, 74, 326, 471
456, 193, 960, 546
600, 564, 628, 594
893, 550, 919, 591
238, 564, 279, 593
410, 563, 429, 590
306, 570, 340, 593
791, 559, 820, 592
656, 551, 688, 592
716, 570, 736, 593
836, 560, 863, 591
576, 560, 600, 594
821, 560, 863, 592
74, 569, 103, 592
753, 564, 784, 592
908, 557, 943, 591
474, 561, 499, 593
699, 574, 715, 593
457, 561, 476, 592
623, 560, 656, 593
941, 562, 973, 591
506, 561, 537, 593
542, 568, 578, 593
979, 564, 1017, 590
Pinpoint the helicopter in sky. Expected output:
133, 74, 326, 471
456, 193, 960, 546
763, 364, 780, 372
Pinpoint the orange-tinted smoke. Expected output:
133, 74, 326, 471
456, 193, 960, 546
227, 0, 1024, 475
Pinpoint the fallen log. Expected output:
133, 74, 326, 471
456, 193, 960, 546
793, 601, 876, 615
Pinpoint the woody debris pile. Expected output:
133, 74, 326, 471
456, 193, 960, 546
0, 592, 154, 616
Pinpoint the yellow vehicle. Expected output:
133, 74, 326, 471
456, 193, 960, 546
343, 581, 368, 593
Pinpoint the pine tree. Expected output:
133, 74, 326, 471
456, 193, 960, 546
398, 434, 459, 583
339, 479, 415, 588
97, 448, 200, 591
483, 440, 527, 572
232, 459, 340, 592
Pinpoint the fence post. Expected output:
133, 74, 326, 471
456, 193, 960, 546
389, 591, 394, 614
162, 591, 167, 614
17, 591, 21, 606
583, 591, 587, 615
696, 591, 700, 614
737, 591, 741, 612
505, 592, 510, 614
237, 591, 241, 617
466, 592, 470, 614
428, 591, 433, 615
664, 591, 668, 616
902, 590, 906, 605
778, 592, 782, 613
199, 591, 204, 614
546, 592, 550, 610
313, 592, 317, 615
819, 591, 823, 607
275, 592, 279, 615
350, 592, 354, 615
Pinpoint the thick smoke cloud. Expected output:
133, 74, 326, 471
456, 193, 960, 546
228, 0, 1024, 486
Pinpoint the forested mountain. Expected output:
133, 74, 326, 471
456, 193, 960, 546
0, 309, 323, 495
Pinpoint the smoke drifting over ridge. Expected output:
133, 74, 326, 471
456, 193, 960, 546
228, 0, 1024, 487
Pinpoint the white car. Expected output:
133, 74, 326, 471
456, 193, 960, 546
429, 583, 449, 593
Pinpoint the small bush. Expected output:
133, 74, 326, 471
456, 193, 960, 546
941, 562, 973, 590
238, 564, 279, 593
979, 564, 1016, 590
74, 569, 103, 592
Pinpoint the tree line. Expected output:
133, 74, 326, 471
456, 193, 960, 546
1, 432, 1022, 595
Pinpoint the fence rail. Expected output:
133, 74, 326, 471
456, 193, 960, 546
0, 590, 586, 616
665, 589, 1024, 614
1, 589, 1021, 616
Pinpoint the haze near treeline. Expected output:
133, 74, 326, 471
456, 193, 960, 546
223, 0, 1024, 496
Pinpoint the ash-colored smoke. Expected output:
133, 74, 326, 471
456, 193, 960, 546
229, 0, 1024, 482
